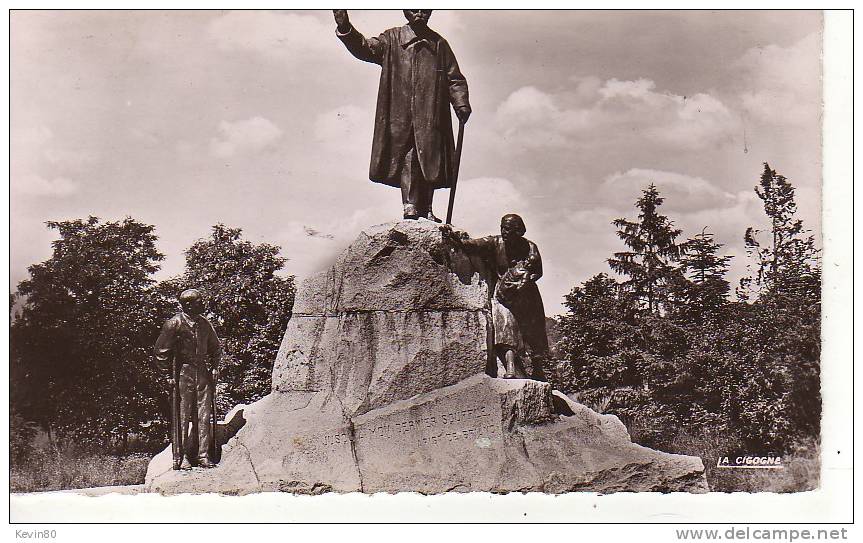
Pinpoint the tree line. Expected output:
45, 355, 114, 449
552, 163, 821, 454
10, 222, 295, 452
10, 162, 820, 461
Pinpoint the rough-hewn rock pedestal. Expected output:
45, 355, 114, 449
147, 220, 708, 494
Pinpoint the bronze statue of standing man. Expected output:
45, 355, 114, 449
333, 9, 471, 222
154, 289, 222, 470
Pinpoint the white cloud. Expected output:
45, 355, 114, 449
309, 104, 377, 185
495, 78, 738, 151
555, 206, 626, 275
735, 33, 822, 126
676, 190, 763, 242
601, 168, 738, 212
599, 78, 657, 101
449, 177, 528, 235
209, 116, 283, 158
658, 93, 736, 148
12, 124, 98, 170
207, 11, 334, 64
12, 172, 78, 197
496, 86, 557, 119
593, 168, 765, 251
10, 125, 90, 198
494, 86, 587, 147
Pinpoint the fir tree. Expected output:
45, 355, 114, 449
608, 184, 683, 315
738, 163, 820, 300
675, 228, 733, 325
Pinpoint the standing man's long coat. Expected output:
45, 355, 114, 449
337, 24, 470, 189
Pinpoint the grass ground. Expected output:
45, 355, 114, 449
10, 447, 151, 493
671, 434, 821, 493
625, 417, 820, 493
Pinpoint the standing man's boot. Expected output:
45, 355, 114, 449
197, 457, 217, 469
503, 350, 517, 379
423, 186, 442, 222
403, 204, 419, 220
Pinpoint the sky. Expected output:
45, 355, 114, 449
10, 10, 823, 315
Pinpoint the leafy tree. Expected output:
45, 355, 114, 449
166, 224, 296, 411
557, 274, 634, 401
11, 217, 166, 445
608, 184, 684, 315
559, 274, 634, 360
738, 163, 820, 300
671, 297, 820, 451
557, 273, 687, 418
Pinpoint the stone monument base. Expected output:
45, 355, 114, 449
147, 374, 707, 494
146, 220, 708, 494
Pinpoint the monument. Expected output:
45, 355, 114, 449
145, 10, 707, 495
146, 220, 708, 494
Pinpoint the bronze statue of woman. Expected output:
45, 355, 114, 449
442, 214, 549, 380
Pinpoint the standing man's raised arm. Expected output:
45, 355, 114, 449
333, 9, 385, 65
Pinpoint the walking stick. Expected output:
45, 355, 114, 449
171, 357, 182, 469
209, 370, 218, 463
445, 119, 466, 225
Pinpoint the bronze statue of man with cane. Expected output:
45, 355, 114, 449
333, 9, 471, 222
154, 289, 222, 470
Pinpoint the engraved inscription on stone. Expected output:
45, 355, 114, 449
356, 402, 501, 452
288, 429, 353, 457
319, 431, 352, 450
